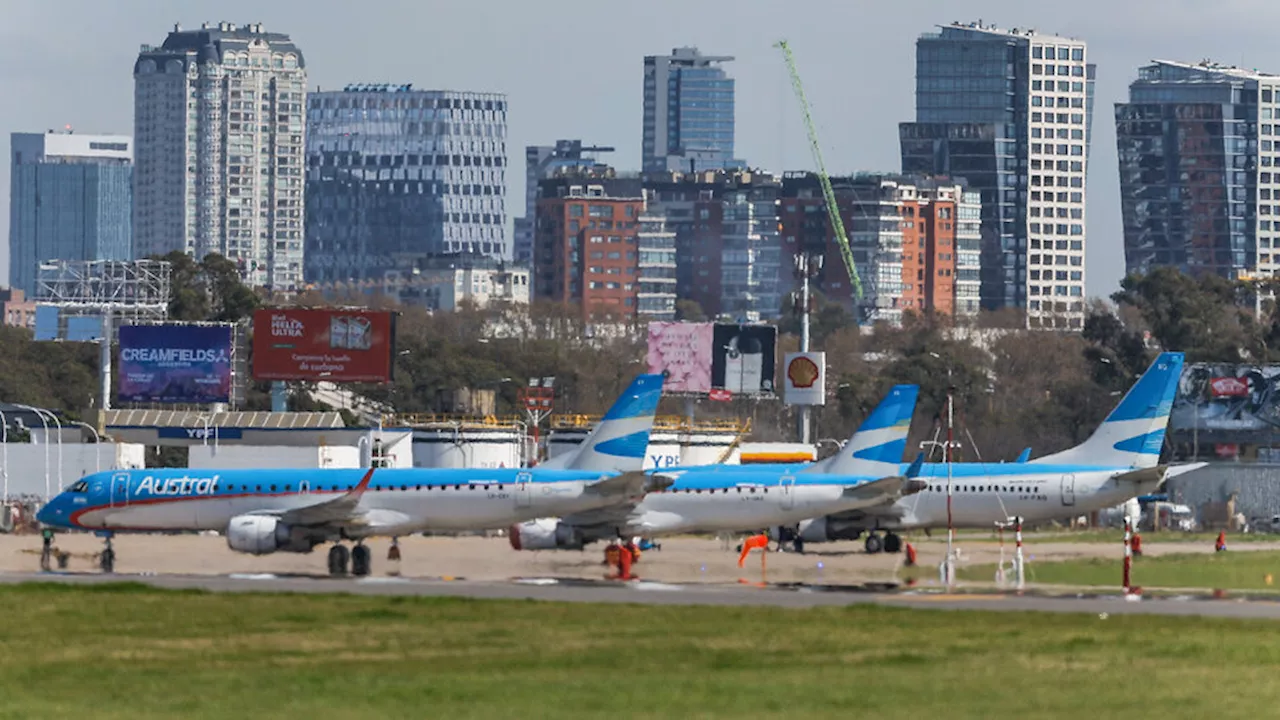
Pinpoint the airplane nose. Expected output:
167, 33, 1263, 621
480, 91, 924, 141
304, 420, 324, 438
36, 502, 62, 527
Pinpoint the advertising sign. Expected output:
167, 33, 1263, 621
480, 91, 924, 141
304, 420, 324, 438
711, 323, 777, 396
1171, 363, 1280, 439
646, 322, 714, 393
117, 324, 233, 404
783, 352, 826, 406
252, 308, 395, 383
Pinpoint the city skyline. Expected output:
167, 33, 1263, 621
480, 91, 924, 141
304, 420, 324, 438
2, 0, 1275, 301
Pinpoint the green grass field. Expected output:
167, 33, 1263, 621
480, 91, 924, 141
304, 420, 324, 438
959, 550, 1280, 591
4, 584, 1280, 718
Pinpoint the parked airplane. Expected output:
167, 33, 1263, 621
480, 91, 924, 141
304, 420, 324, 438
781, 352, 1207, 553
508, 384, 928, 550
37, 374, 668, 577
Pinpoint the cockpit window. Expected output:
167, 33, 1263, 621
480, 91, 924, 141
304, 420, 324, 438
68, 480, 89, 493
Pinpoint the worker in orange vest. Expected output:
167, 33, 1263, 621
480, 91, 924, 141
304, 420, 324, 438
738, 533, 770, 568
904, 543, 918, 567
1216, 530, 1227, 553
617, 541, 634, 580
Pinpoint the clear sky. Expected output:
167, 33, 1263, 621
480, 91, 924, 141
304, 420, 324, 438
1, 0, 1274, 300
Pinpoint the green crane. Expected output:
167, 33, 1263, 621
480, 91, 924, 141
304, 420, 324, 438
775, 40, 863, 300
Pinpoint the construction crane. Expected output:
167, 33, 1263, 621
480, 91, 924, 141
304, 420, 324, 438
774, 40, 863, 300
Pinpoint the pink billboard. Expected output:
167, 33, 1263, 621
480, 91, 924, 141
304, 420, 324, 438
646, 322, 714, 393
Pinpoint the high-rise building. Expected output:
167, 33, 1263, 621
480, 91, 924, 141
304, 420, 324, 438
305, 84, 509, 282
642, 170, 783, 321
515, 140, 613, 266
900, 21, 1095, 328
1115, 60, 1280, 279
9, 132, 133, 295
533, 170, 644, 317
779, 174, 981, 322
636, 203, 677, 320
643, 47, 738, 174
133, 22, 306, 290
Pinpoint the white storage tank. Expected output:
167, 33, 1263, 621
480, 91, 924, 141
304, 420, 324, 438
409, 417, 524, 469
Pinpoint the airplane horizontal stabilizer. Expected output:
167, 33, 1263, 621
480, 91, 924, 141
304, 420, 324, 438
1111, 465, 1167, 486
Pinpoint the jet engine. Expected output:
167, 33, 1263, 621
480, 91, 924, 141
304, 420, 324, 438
508, 519, 587, 551
226, 515, 323, 555
797, 516, 865, 544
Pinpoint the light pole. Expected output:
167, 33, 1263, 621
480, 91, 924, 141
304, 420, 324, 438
66, 421, 101, 473
927, 352, 958, 589
14, 406, 50, 501
0, 409, 8, 503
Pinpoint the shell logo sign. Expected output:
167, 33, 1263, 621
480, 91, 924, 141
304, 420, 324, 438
783, 352, 826, 406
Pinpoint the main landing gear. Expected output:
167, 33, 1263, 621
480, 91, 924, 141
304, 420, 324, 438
327, 542, 373, 577
864, 532, 903, 555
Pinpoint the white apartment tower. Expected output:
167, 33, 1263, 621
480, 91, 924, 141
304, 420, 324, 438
901, 22, 1095, 329
133, 22, 307, 290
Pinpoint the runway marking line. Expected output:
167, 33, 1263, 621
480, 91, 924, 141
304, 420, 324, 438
890, 594, 1008, 602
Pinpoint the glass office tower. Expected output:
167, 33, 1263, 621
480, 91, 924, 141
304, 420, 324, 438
305, 84, 509, 282
1116, 60, 1277, 279
900, 22, 1094, 328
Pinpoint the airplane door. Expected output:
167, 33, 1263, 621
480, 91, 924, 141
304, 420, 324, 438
780, 475, 795, 511
1060, 474, 1076, 507
110, 473, 130, 508
515, 472, 533, 508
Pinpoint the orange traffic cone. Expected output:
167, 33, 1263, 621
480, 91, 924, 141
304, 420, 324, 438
904, 543, 918, 567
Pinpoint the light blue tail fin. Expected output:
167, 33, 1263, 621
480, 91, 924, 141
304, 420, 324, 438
1015, 447, 1031, 463
1032, 352, 1184, 469
564, 374, 665, 472
806, 384, 919, 476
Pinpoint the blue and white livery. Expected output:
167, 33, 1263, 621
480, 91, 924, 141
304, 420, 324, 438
509, 385, 928, 550
791, 352, 1209, 553
37, 374, 667, 576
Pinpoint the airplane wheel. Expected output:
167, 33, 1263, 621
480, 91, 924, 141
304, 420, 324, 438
864, 534, 883, 554
99, 548, 115, 574
351, 544, 372, 577
328, 545, 350, 577
883, 533, 902, 554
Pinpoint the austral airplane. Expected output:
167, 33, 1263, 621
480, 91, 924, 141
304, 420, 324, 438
508, 384, 928, 551
38, 374, 669, 577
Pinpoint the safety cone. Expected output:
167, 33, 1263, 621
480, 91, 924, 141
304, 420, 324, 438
904, 543, 917, 567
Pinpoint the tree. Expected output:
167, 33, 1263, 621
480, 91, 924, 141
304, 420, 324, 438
1112, 267, 1251, 361
157, 251, 261, 323
674, 300, 706, 322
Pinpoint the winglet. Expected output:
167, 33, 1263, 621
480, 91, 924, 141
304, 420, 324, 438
1015, 447, 1031, 463
905, 452, 924, 478
347, 467, 376, 499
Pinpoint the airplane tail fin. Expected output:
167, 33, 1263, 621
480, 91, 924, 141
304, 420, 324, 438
1031, 352, 1184, 470
1015, 447, 1031, 463
805, 384, 918, 476
564, 374, 665, 472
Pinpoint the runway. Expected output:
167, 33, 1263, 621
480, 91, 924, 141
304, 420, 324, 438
7, 570, 1280, 619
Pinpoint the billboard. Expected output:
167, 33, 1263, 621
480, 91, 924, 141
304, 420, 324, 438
783, 352, 826, 406
646, 322, 714, 393
34, 306, 103, 342
711, 323, 777, 396
252, 308, 396, 383
1171, 363, 1280, 436
117, 324, 233, 404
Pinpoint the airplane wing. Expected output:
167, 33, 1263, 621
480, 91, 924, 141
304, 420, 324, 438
583, 471, 674, 500
546, 473, 676, 534
246, 468, 376, 527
